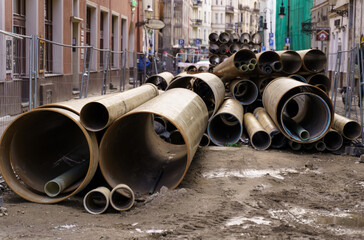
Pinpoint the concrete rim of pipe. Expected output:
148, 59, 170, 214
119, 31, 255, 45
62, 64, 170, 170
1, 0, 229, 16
99, 89, 208, 195
146, 72, 174, 90
208, 99, 244, 146
110, 184, 135, 211
0, 108, 98, 203
297, 49, 327, 73
323, 129, 343, 151
277, 50, 303, 74
230, 79, 258, 105
83, 187, 111, 214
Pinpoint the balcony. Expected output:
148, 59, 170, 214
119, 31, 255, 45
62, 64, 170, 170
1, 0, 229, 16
239, 5, 250, 11
192, 0, 202, 8
191, 19, 203, 27
253, 7, 260, 13
225, 23, 234, 31
225, 5, 234, 14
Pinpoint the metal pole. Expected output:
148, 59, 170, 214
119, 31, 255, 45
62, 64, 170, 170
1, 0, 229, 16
358, 44, 364, 144
84, 48, 92, 98
29, 35, 34, 110
123, 49, 127, 91
80, 47, 87, 99
33, 35, 38, 108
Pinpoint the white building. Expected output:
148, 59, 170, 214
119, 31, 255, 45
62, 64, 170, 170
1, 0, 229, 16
260, 0, 276, 50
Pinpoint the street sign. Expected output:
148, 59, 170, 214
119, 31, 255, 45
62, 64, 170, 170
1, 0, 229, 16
269, 39, 274, 46
262, 46, 266, 51
285, 37, 291, 44
316, 28, 330, 41
178, 39, 184, 47
145, 19, 166, 30
269, 32, 273, 38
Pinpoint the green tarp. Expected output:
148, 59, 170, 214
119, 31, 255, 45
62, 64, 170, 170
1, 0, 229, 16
275, 0, 313, 50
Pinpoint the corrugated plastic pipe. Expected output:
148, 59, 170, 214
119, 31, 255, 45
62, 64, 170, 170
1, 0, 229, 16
244, 113, 271, 150
332, 113, 362, 140
110, 184, 135, 211
83, 187, 110, 214
99, 89, 208, 195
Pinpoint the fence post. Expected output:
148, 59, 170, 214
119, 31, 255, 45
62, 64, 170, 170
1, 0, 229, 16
84, 47, 92, 98
80, 47, 87, 99
101, 51, 109, 95
33, 35, 38, 108
29, 35, 34, 110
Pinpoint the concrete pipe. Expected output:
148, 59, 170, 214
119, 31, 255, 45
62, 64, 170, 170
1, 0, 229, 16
209, 43, 219, 54
262, 77, 333, 143
199, 133, 211, 147
288, 141, 302, 151
251, 33, 263, 44
288, 74, 307, 83
0, 108, 99, 203
219, 44, 230, 55
83, 187, 110, 214
209, 55, 220, 66
241, 43, 250, 50
186, 65, 198, 72
99, 89, 208, 195
314, 141, 326, 152
297, 49, 327, 73
208, 98, 244, 146
167, 73, 225, 119
253, 107, 286, 149
240, 33, 251, 43
209, 32, 219, 43
146, 72, 174, 90
219, 32, 230, 44
220, 55, 229, 63
230, 33, 240, 42
323, 129, 343, 151
255, 77, 274, 96
213, 49, 256, 81
276, 50, 303, 74
44, 161, 89, 197
80, 84, 159, 132
306, 74, 331, 93
110, 184, 135, 211
244, 113, 271, 150
229, 43, 241, 54
230, 79, 258, 105
255, 51, 282, 75
332, 113, 362, 140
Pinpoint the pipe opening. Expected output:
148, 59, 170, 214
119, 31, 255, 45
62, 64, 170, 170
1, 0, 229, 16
258, 51, 280, 74
80, 102, 109, 131
288, 75, 307, 83
315, 141, 326, 151
170, 130, 185, 145
249, 58, 257, 65
209, 33, 219, 43
307, 74, 331, 92
235, 49, 256, 66
110, 186, 134, 211
146, 76, 168, 90
199, 134, 210, 147
209, 55, 220, 65
193, 79, 215, 117
289, 141, 301, 151
84, 191, 108, 214
248, 63, 256, 71
186, 65, 198, 72
208, 113, 242, 146
219, 32, 230, 43
240, 33, 251, 43
232, 80, 258, 105
343, 122, 362, 140
251, 131, 271, 150
270, 132, 286, 149
44, 181, 61, 197
219, 44, 229, 55
241, 64, 248, 72
281, 51, 302, 73
302, 50, 327, 73
284, 99, 299, 118
271, 61, 283, 72
209, 44, 219, 54
324, 131, 343, 151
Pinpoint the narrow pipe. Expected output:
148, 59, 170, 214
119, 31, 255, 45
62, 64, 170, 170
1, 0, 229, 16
314, 141, 326, 152
229, 43, 241, 54
209, 32, 219, 43
244, 113, 271, 150
219, 44, 230, 55
270, 61, 283, 72
209, 55, 220, 65
80, 84, 159, 132
282, 114, 310, 141
249, 58, 257, 65
44, 161, 89, 197
230, 79, 258, 105
255, 51, 281, 75
199, 133, 211, 147
248, 63, 256, 71
110, 184, 135, 211
219, 32, 230, 44
241, 64, 249, 72
208, 99, 244, 146
240, 33, 251, 43
323, 129, 343, 151
288, 141, 302, 151
332, 113, 362, 140
255, 77, 274, 96
209, 43, 219, 54
83, 187, 110, 215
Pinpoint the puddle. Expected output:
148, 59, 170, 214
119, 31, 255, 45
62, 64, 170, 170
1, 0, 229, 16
202, 168, 298, 180
317, 214, 364, 228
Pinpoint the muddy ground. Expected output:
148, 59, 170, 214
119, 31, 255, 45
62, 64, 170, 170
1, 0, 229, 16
1, 145, 364, 240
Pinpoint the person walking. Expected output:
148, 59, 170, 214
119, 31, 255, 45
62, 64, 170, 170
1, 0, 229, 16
137, 53, 150, 84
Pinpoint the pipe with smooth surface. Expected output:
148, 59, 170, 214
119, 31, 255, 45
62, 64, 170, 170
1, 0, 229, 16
240, 33, 251, 43
199, 133, 211, 147
251, 33, 262, 44
219, 32, 230, 44
323, 129, 343, 151
110, 184, 135, 211
80, 84, 159, 132
230, 33, 239, 42
306, 74, 331, 93
219, 44, 230, 55
270, 61, 283, 72
314, 141, 326, 152
208, 99, 244, 146
209, 55, 220, 65
44, 161, 89, 197
288, 74, 307, 83
209, 32, 219, 43
99, 89, 209, 195
288, 141, 302, 151
209, 43, 219, 54
230, 79, 258, 105
282, 114, 310, 141
276, 50, 303, 74
332, 113, 362, 140
229, 43, 241, 54
0, 108, 99, 203
146, 72, 174, 90
262, 77, 333, 143
244, 113, 271, 150
83, 187, 110, 214
255, 51, 282, 74
297, 49, 327, 73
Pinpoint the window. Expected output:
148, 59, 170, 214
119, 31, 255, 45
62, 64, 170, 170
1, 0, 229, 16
44, 0, 53, 73
204, 29, 207, 41
216, 0, 218, 5
220, 13, 223, 24
111, 15, 118, 67
204, 12, 206, 23
13, 0, 26, 76
100, 11, 105, 68
215, 13, 218, 23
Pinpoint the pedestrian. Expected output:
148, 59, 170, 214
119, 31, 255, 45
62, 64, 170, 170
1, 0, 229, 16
137, 53, 150, 84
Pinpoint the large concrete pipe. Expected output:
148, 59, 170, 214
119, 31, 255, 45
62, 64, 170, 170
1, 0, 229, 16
306, 74, 331, 93
262, 77, 333, 143
166, 73, 225, 119
276, 50, 303, 74
80, 84, 159, 132
288, 74, 307, 83
207, 98, 244, 146
213, 49, 256, 81
244, 113, 271, 150
219, 44, 230, 55
110, 184, 135, 211
146, 72, 174, 90
230, 33, 239, 42
332, 113, 362, 140
209, 32, 219, 43
297, 49, 327, 73
230, 79, 258, 105
0, 108, 99, 203
229, 43, 241, 54
253, 107, 286, 149
255, 51, 282, 75
83, 187, 110, 214
209, 55, 220, 65
323, 129, 343, 151
99, 89, 208, 195
209, 43, 219, 54
185, 65, 198, 72
219, 32, 230, 44
251, 33, 263, 44
240, 33, 251, 43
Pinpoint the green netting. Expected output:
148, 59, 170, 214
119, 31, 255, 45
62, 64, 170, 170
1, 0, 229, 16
275, 0, 313, 50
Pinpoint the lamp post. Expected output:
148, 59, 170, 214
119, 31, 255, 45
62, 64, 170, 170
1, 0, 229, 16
263, 8, 273, 50
144, 5, 153, 54
279, 0, 290, 50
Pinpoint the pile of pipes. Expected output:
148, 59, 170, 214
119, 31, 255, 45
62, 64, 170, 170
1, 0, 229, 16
208, 32, 263, 73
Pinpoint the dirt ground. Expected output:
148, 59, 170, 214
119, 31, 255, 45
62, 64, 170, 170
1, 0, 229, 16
1, 145, 364, 240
